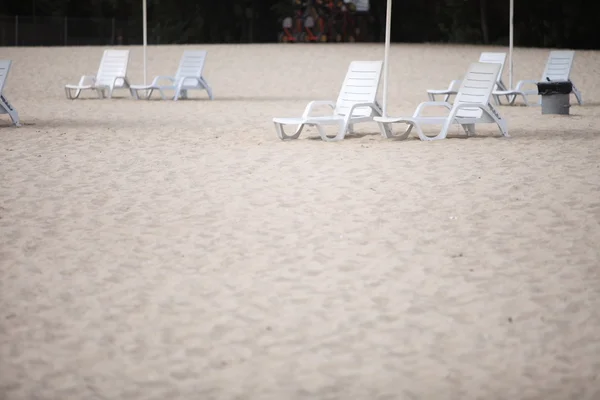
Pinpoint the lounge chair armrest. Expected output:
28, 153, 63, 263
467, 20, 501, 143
515, 79, 538, 91
77, 75, 96, 86
177, 76, 201, 86
413, 101, 452, 117
110, 75, 128, 87
447, 79, 462, 91
151, 75, 176, 86
302, 101, 336, 118
345, 102, 383, 120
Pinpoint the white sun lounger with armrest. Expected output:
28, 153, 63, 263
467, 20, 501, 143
492, 50, 583, 106
129, 50, 214, 101
375, 62, 508, 141
427, 52, 508, 103
65, 49, 131, 99
273, 60, 385, 142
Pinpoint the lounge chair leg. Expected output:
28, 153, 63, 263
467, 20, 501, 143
198, 78, 214, 100
378, 122, 412, 140
0, 96, 20, 126
494, 94, 507, 105
414, 123, 439, 141
377, 122, 393, 139
497, 118, 509, 137
275, 122, 304, 140
10, 109, 20, 126
572, 85, 583, 105
174, 87, 186, 101
317, 121, 348, 142
65, 87, 82, 100
461, 123, 475, 136
131, 88, 150, 100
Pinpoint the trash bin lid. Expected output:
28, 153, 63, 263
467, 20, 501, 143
537, 80, 573, 95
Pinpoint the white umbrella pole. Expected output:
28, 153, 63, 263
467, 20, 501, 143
143, 0, 148, 86
509, 0, 513, 89
382, 0, 392, 117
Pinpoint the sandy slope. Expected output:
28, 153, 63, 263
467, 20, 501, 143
1, 43, 600, 400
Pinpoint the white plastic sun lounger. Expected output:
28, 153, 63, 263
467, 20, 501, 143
0, 60, 20, 127
492, 50, 583, 106
273, 60, 384, 142
65, 49, 131, 99
130, 50, 213, 101
427, 52, 508, 102
374, 62, 508, 141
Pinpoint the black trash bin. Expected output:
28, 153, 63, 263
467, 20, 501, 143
537, 80, 573, 115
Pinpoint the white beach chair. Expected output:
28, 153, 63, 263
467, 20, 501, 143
0, 60, 20, 127
64, 49, 131, 99
493, 50, 583, 106
427, 52, 508, 102
129, 50, 213, 101
374, 62, 508, 141
273, 60, 384, 142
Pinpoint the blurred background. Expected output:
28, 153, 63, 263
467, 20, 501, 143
0, 0, 598, 49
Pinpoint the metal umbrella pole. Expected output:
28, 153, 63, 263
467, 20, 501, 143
509, 0, 514, 89
143, 0, 148, 86
382, 0, 392, 117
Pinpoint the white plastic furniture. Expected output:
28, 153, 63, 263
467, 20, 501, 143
273, 60, 384, 142
130, 50, 213, 100
493, 50, 583, 106
65, 49, 131, 99
427, 52, 508, 102
375, 62, 508, 141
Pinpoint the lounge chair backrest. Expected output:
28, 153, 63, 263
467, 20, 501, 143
479, 52, 506, 66
175, 50, 208, 81
95, 49, 130, 87
541, 50, 575, 82
335, 60, 383, 117
454, 62, 501, 119
479, 52, 506, 81
0, 60, 11, 94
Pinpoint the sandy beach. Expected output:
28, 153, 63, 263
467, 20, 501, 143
1, 43, 600, 399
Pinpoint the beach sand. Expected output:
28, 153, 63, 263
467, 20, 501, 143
1, 43, 600, 399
